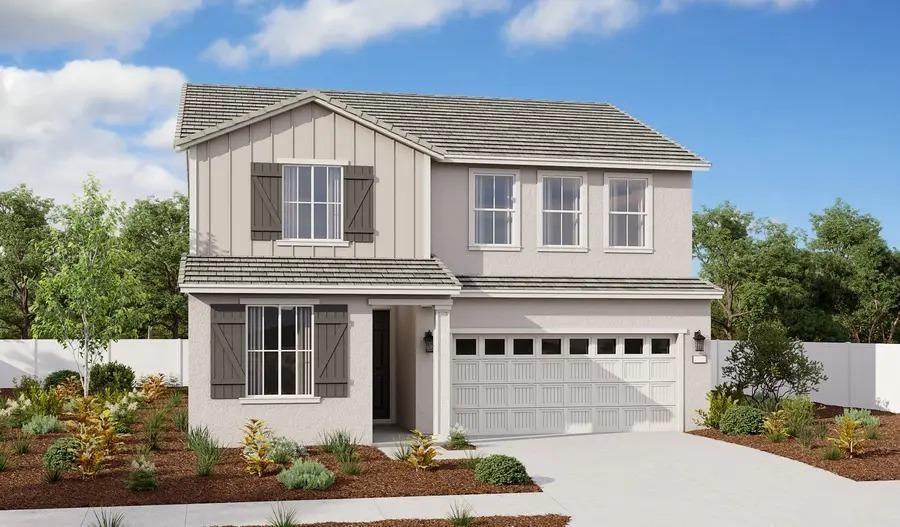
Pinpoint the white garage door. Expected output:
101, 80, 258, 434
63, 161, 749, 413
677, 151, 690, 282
451, 334, 681, 435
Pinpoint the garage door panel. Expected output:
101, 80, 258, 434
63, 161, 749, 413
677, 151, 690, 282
540, 409, 565, 433
566, 409, 593, 434
623, 407, 649, 432
650, 359, 676, 381
649, 383, 675, 405
595, 408, 620, 432
454, 410, 479, 433
594, 360, 622, 381
510, 361, 537, 382
566, 384, 593, 405
596, 383, 620, 405
481, 385, 508, 407
483, 410, 508, 433
510, 384, 537, 406
621, 382, 650, 405
454, 361, 479, 383
539, 384, 565, 405
622, 360, 648, 381
567, 360, 592, 381
649, 407, 676, 431
482, 361, 508, 382
539, 360, 565, 382
511, 409, 537, 433
454, 385, 479, 408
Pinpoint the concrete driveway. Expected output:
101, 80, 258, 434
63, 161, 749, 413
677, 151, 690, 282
471, 432, 900, 527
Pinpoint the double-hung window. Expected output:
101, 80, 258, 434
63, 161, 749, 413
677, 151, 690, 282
607, 176, 651, 249
470, 169, 519, 248
539, 173, 585, 248
282, 165, 342, 241
246, 305, 314, 397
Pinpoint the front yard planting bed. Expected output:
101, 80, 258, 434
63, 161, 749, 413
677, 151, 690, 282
691, 405, 900, 481
231, 515, 570, 527
0, 392, 537, 510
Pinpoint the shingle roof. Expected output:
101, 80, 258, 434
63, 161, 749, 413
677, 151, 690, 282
179, 256, 460, 289
175, 83, 709, 169
457, 276, 721, 293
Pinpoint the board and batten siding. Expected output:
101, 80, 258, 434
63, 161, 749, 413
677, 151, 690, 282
187, 103, 431, 259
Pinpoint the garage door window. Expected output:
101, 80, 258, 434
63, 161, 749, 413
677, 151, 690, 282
597, 338, 616, 355
485, 338, 506, 355
455, 338, 476, 356
513, 338, 534, 355
651, 338, 671, 355
624, 338, 644, 355
569, 338, 589, 355
541, 338, 562, 355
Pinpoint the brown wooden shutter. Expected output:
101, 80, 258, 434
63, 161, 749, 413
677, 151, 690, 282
314, 305, 349, 398
210, 305, 245, 399
251, 162, 283, 241
343, 165, 375, 243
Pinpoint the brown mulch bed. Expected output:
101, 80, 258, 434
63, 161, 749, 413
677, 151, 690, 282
230, 515, 569, 527
690, 404, 900, 481
0, 395, 538, 510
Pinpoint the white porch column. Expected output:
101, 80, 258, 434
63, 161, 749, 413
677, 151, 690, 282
432, 305, 452, 440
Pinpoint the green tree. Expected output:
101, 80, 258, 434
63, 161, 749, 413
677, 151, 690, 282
121, 194, 188, 338
0, 186, 53, 338
809, 200, 900, 343
32, 177, 145, 396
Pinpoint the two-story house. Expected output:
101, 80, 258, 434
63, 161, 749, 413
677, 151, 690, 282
175, 84, 722, 445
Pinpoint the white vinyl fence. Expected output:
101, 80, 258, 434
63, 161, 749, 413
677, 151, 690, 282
711, 340, 900, 413
0, 339, 188, 388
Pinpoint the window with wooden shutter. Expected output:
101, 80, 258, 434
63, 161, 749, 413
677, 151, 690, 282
314, 305, 349, 398
343, 165, 375, 243
210, 305, 246, 399
251, 162, 283, 241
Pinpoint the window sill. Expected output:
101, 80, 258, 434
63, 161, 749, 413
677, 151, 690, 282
277, 240, 351, 248
468, 245, 522, 252
603, 247, 654, 254
239, 396, 321, 405
537, 246, 589, 253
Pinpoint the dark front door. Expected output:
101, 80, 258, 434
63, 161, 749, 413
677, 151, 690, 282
372, 310, 390, 420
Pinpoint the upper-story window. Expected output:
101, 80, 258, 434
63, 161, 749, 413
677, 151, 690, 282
469, 169, 520, 249
539, 172, 586, 248
282, 165, 343, 241
606, 175, 652, 250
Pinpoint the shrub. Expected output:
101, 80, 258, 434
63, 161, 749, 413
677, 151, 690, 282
721, 321, 826, 403
43, 370, 80, 390
43, 436, 79, 475
68, 397, 122, 478
836, 408, 880, 429
719, 405, 765, 436
392, 440, 412, 462
23, 414, 63, 435
89, 362, 135, 394
269, 436, 306, 465
127, 454, 158, 491
0, 448, 9, 471
828, 414, 866, 458
276, 459, 336, 490
780, 396, 818, 437
54, 376, 84, 400
694, 385, 740, 429
406, 429, 438, 471
822, 445, 844, 461
0, 393, 35, 427
446, 423, 473, 450
268, 504, 298, 527
474, 455, 530, 485
241, 419, 275, 477
88, 508, 126, 527
12, 430, 33, 454
172, 410, 188, 433
762, 410, 788, 443
139, 374, 168, 403
447, 501, 474, 527
14, 375, 41, 392
795, 421, 826, 450
143, 410, 165, 450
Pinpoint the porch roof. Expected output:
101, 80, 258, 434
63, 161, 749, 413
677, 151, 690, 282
457, 275, 723, 299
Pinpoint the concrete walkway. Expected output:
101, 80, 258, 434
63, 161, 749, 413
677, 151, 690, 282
6, 432, 900, 526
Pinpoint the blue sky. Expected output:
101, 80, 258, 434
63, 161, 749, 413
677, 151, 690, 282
1, 0, 898, 247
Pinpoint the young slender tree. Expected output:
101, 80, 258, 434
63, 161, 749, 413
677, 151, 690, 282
0, 185, 53, 338
121, 194, 188, 338
32, 177, 144, 395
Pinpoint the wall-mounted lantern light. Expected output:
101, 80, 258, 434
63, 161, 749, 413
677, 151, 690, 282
423, 330, 434, 353
693, 330, 707, 354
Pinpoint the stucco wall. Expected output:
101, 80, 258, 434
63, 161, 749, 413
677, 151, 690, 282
449, 297, 712, 431
431, 163, 693, 278
187, 101, 430, 259
188, 294, 373, 446
394, 305, 434, 433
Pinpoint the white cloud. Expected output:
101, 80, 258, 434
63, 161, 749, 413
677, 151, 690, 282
0, 0, 202, 55
506, 0, 815, 45
0, 60, 186, 203
505, 0, 643, 45
204, 0, 507, 67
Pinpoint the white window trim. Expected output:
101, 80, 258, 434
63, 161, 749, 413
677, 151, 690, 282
536, 170, 588, 251
602, 173, 654, 253
451, 334, 674, 357
468, 168, 521, 250
244, 304, 317, 399
281, 164, 344, 244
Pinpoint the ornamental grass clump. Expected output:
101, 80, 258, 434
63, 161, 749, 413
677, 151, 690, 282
276, 459, 336, 490
719, 405, 765, 436
0, 448, 10, 472
780, 395, 818, 437
267, 504, 298, 527
192, 430, 222, 477
446, 423, 473, 450
12, 430, 33, 454
143, 410, 165, 450
320, 429, 355, 455
405, 429, 439, 471
474, 455, 530, 485
447, 501, 474, 527
241, 419, 275, 477
172, 410, 189, 433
